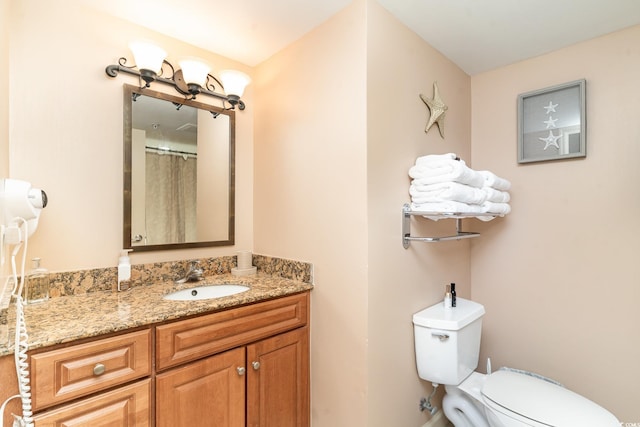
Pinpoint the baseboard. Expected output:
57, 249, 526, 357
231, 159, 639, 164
421, 409, 451, 427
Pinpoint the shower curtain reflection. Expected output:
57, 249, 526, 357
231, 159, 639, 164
145, 152, 197, 245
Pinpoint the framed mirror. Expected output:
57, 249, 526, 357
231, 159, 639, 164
123, 84, 235, 251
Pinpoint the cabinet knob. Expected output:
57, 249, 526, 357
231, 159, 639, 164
252, 361, 260, 370
237, 367, 246, 376
93, 363, 106, 376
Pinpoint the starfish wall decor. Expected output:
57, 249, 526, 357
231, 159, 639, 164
420, 82, 448, 138
539, 100, 560, 150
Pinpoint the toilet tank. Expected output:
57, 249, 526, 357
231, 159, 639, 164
413, 298, 485, 385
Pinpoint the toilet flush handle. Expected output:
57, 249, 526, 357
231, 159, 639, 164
431, 332, 449, 341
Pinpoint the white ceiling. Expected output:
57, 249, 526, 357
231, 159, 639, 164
82, 0, 640, 75
378, 0, 640, 75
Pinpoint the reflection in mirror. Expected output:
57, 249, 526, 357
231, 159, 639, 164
124, 85, 235, 251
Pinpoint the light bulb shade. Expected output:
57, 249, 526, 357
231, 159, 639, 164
179, 59, 211, 87
129, 41, 167, 74
219, 70, 251, 97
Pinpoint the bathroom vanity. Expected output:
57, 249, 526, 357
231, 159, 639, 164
1, 271, 312, 427
154, 293, 309, 427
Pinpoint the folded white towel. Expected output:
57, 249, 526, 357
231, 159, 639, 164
479, 170, 511, 191
408, 156, 512, 220
411, 201, 484, 216
475, 202, 511, 222
410, 182, 487, 205
409, 159, 485, 188
481, 201, 511, 215
415, 153, 458, 166
483, 187, 511, 203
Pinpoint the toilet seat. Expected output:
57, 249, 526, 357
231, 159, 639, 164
481, 370, 619, 427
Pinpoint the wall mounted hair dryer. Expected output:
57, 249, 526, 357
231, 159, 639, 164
0, 179, 47, 427
0, 178, 48, 245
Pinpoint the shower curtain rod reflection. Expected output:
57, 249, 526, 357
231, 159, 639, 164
145, 145, 197, 158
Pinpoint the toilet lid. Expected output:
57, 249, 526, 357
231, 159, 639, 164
481, 370, 619, 427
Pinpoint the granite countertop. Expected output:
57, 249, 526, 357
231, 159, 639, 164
0, 272, 313, 357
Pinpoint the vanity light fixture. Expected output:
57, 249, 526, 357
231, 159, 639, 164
219, 70, 251, 107
105, 41, 250, 110
128, 41, 167, 87
179, 58, 211, 96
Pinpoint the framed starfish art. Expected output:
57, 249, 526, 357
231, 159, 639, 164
517, 79, 586, 164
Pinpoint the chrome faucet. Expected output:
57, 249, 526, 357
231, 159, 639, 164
175, 260, 204, 284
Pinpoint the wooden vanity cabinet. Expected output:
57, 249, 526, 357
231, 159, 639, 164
26, 292, 309, 427
155, 293, 310, 427
156, 327, 309, 427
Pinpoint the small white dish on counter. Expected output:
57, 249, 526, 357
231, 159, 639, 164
231, 266, 258, 276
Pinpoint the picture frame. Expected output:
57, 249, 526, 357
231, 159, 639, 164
517, 79, 586, 164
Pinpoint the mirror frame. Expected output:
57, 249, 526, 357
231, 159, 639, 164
123, 84, 235, 252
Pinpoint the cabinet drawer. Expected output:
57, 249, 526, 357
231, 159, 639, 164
156, 293, 309, 370
31, 329, 151, 411
33, 379, 151, 427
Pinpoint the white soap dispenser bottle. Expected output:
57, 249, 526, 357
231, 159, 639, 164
117, 250, 132, 291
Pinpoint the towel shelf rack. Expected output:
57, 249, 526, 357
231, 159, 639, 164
402, 203, 495, 248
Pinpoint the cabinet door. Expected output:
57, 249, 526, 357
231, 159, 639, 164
247, 327, 309, 427
33, 379, 150, 427
156, 347, 245, 427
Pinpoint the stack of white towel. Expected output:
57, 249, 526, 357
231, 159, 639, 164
408, 153, 511, 220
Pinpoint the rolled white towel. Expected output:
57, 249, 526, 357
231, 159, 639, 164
479, 170, 511, 191
410, 181, 487, 205
409, 160, 485, 188
483, 187, 511, 203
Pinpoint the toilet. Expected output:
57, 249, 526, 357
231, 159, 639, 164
413, 298, 620, 427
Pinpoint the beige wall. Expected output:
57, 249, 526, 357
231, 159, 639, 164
1, 0, 8, 178
254, 1, 472, 425
366, 2, 472, 426
7, 0, 254, 271
254, 1, 370, 424
471, 25, 640, 421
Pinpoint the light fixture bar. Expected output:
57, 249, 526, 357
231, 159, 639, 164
105, 57, 246, 110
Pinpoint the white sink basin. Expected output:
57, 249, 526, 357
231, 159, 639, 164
164, 284, 250, 301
